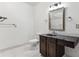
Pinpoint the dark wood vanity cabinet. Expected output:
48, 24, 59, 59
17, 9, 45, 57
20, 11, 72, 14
40, 34, 79, 57
40, 35, 64, 57
47, 38, 56, 57
40, 36, 47, 56
56, 42, 65, 57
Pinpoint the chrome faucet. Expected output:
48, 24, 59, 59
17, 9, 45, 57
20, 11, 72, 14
53, 30, 56, 35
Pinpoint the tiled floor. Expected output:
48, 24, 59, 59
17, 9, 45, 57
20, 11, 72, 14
0, 43, 68, 57
0, 44, 41, 57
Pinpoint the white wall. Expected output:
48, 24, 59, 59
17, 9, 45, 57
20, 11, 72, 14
34, 2, 79, 57
1, 2, 79, 57
0, 2, 35, 49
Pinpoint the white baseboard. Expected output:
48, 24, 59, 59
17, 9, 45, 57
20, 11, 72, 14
0, 42, 28, 52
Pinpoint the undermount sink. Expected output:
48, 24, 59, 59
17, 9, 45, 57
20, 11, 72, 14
46, 34, 57, 36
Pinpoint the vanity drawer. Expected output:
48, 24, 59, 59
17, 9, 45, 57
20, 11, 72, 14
57, 39, 65, 46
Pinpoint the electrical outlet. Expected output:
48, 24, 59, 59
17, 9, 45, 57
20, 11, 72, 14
76, 24, 79, 29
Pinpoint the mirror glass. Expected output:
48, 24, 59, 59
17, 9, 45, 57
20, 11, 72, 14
49, 7, 65, 31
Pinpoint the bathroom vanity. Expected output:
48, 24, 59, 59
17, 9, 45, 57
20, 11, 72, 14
39, 34, 79, 57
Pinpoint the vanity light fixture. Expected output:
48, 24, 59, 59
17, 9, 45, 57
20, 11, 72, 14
50, 2, 61, 8
49, 2, 64, 11
54, 2, 61, 7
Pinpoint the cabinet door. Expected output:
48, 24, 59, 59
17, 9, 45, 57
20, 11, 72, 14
56, 40, 65, 57
47, 38, 56, 57
40, 36, 47, 56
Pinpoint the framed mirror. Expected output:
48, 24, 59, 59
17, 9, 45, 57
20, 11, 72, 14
49, 7, 65, 31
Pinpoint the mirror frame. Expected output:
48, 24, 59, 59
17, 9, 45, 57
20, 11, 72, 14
49, 7, 65, 31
